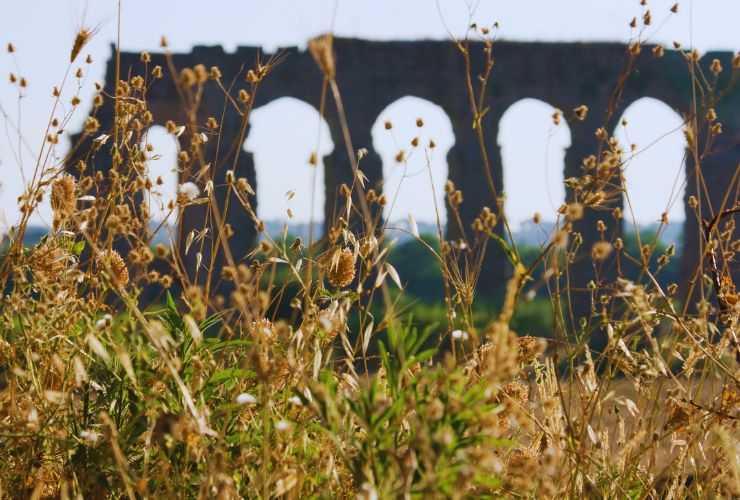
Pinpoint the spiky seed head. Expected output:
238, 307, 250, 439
308, 34, 336, 79
591, 241, 613, 261
552, 109, 562, 125
70, 29, 92, 62
710, 59, 723, 76
517, 336, 545, 364
51, 174, 77, 226
194, 64, 208, 84
643, 10, 651, 26
105, 250, 129, 286
180, 68, 196, 87
566, 203, 584, 221
328, 248, 356, 288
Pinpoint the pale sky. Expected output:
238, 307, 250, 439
1, 0, 738, 233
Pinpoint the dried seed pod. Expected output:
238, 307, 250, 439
84, 116, 100, 134
710, 58, 723, 76
71, 28, 93, 62
591, 241, 613, 262
308, 34, 336, 79
51, 174, 77, 229
103, 250, 129, 286
573, 105, 589, 121
566, 202, 584, 221
643, 10, 651, 26
180, 68, 196, 87
194, 64, 208, 83
327, 248, 356, 288
552, 109, 562, 125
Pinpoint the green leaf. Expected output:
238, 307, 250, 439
473, 473, 502, 490
71, 240, 85, 256
206, 368, 255, 387
200, 311, 224, 332
487, 231, 519, 267
165, 291, 178, 315
205, 339, 252, 353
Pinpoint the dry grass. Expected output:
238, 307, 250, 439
0, 5, 739, 499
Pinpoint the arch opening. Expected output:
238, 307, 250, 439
371, 96, 454, 236
142, 125, 179, 244
614, 97, 686, 245
245, 97, 333, 239
498, 98, 571, 246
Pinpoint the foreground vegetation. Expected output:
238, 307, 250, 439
1, 4, 739, 498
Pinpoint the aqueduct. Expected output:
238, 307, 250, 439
69, 38, 740, 310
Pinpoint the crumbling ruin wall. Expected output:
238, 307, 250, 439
68, 38, 739, 313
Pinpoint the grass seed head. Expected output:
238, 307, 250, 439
327, 248, 356, 288
102, 250, 129, 286
50, 174, 77, 229
573, 104, 589, 121
710, 58, 723, 76
70, 28, 93, 62
591, 241, 614, 261
308, 34, 336, 79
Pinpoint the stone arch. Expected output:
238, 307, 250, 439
371, 96, 454, 233
497, 98, 571, 244
141, 124, 180, 226
64, 41, 740, 305
245, 97, 333, 237
613, 97, 686, 242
